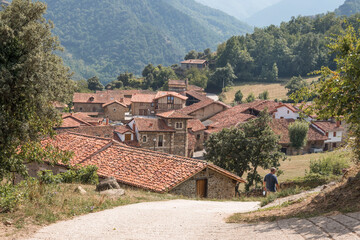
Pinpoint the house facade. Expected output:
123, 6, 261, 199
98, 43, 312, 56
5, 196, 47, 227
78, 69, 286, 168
180, 59, 208, 70
312, 121, 344, 151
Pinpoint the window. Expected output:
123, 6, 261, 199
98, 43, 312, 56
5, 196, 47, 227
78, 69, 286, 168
167, 96, 174, 104
287, 110, 290, 114
89, 97, 94, 101
326, 132, 329, 137
142, 135, 147, 143
125, 134, 132, 141
104, 134, 110, 138
151, 103, 154, 107
196, 134, 201, 140
79, 107, 83, 111
333, 132, 337, 137
113, 108, 116, 112
158, 135, 163, 147
175, 122, 183, 129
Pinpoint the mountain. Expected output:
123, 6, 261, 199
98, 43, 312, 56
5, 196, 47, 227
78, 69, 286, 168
335, 0, 360, 16
42, 0, 251, 83
194, 0, 282, 20
246, 0, 345, 27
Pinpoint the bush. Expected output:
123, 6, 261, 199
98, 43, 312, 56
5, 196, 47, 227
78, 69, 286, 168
261, 187, 302, 207
37, 165, 99, 185
0, 184, 22, 213
291, 173, 339, 189
310, 154, 350, 176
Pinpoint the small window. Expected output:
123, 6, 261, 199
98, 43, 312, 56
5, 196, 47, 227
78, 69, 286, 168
326, 132, 329, 137
113, 108, 116, 112
142, 135, 147, 143
79, 107, 83, 111
287, 110, 290, 114
167, 96, 174, 104
125, 134, 132, 141
151, 103, 154, 107
158, 135, 163, 147
333, 132, 337, 137
104, 134, 110, 138
89, 97, 94, 101
196, 134, 201, 140
175, 122, 183, 129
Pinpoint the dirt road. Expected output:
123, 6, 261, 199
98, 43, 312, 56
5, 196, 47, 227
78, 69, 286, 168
28, 200, 360, 240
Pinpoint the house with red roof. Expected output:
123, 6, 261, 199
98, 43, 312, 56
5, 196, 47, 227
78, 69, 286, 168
35, 132, 245, 198
312, 121, 344, 151
187, 119, 207, 156
181, 59, 208, 70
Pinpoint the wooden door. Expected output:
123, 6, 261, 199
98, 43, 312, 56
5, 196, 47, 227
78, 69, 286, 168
125, 134, 132, 141
196, 179, 207, 198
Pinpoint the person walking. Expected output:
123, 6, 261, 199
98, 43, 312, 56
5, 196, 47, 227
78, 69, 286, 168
263, 167, 280, 195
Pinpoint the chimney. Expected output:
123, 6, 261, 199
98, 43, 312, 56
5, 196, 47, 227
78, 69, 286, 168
336, 121, 341, 128
185, 78, 189, 90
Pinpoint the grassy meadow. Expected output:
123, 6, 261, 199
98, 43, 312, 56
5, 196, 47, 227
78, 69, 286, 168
222, 76, 319, 104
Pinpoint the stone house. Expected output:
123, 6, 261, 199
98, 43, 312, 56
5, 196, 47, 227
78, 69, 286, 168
187, 119, 206, 156
178, 99, 230, 121
128, 111, 192, 157
168, 79, 188, 92
180, 59, 208, 70
37, 132, 245, 198
131, 91, 187, 116
102, 101, 127, 121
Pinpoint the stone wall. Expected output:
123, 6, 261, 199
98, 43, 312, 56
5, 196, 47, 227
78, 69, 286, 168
189, 103, 227, 121
15, 162, 68, 184
139, 132, 173, 153
194, 130, 204, 151
74, 103, 104, 112
171, 168, 237, 199
167, 118, 188, 157
104, 103, 127, 121
132, 102, 154, 116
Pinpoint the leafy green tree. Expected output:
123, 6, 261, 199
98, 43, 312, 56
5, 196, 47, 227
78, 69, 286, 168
258, 90, 269, 100
271, 63, 279, 81
75, 79, 92, 93
234, 90, 243, 103
0, 0, 74, 180
289, 121, 309, 150
87, 76, 104, 91
185, 68, 208, 89
117, 72, 134, 87
246, 93, 256, 103
205, 111, 285, 190
184, 50, 199, 60
285, 76, 308, 96
142, 64, 155, 78
151, 65, 177, 90
105, 80, 123, 90
208, 63, 236, 91
295, 24, 360, 162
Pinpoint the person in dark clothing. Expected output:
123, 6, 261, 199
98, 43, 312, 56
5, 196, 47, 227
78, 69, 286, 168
263, 167, 280, 193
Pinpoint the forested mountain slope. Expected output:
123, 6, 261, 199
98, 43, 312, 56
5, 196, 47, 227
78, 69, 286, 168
42, 0, 251, 83
246, 0, 344, 27
335, 0, 360, 16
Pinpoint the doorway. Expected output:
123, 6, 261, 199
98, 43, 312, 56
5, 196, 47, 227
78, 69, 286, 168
196, 179, 207, 198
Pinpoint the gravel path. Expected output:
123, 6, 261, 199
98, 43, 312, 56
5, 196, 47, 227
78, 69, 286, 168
28, 200, 360, 240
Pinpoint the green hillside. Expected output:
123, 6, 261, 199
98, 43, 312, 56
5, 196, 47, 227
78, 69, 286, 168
42, 0, 251, 83
335, 0, 360, 16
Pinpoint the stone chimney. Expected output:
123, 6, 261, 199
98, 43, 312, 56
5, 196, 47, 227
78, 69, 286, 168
336, 121, 341, 128
185, 78, 189, 90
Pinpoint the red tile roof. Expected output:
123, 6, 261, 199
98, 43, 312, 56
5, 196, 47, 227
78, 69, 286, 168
60, 116, 92, 128
185, 91, 209, 101
156, 110, 193, 119
276, 103, 300, 113
251, 100, 280, 113
312, 121, 344, 132
181, 59, 207, 64
154, 91, 188, 101
63, 113, 104, 124
114, 125, 134, 134
169, 79, 186, 86
102, 100, 127, 108
73, 91, 132, 106
187, 85, 204, 92
187, 119, 206, 132
270, 119, 327, 144
131, 94, 156, 103
42, 132, 245, 193
206, 113, 255, 134
178, 99, 230, 115
133, 118, 175, 132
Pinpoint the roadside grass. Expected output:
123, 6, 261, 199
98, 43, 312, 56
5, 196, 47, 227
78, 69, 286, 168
222, 76, 318, 104
0, 182, 183, 239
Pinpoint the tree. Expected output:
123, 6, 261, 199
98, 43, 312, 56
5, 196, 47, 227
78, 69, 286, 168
258, 90, 269, 100
0, 0, 74, 180
105, 80, 123, 90
185, 68, 208, 89
205, 111, 285, 190
246, 93, 255, 103
234, 90, 243, 103
75, 79, 91, 93
289, 121, 309, 150
271, 63, 279, 81
285, 76, 308, 96
184, 50, 199, 60
295, 24, 360, 162
142, 64, 155, 78
87, 76, 104, 91
208, 63, 236, 91
117, 72, 133, 87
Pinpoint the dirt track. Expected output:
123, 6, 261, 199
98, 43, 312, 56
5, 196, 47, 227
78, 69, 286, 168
28, 200, 360, 240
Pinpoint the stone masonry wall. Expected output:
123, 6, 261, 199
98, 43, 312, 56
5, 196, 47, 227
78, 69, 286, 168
171, 168, 237, 199
139, 132, 173, 154
104, 103, 127, 121
15, 162, 68, 184
74, 103, 104, 112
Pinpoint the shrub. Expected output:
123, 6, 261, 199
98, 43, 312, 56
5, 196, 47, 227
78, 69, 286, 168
310, 154, 350, 176
37, 165, 99, 185
292, 173, 338, 189
261, 187, 302, 207
0, 184, 22, 212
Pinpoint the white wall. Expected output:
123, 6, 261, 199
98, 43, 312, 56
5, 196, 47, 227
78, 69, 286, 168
325, 130, 343, 143
274, 106, 299, 120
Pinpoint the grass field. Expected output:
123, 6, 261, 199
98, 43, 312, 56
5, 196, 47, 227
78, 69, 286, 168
222, 76, 319, 104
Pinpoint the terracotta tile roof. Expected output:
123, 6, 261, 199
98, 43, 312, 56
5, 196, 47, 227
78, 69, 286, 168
60, 116, 92, 128
169, 79, 186, 86
73, 91, 133, 105
130, 94, 155, 103
63, 113, 104, 124
154, 91, 188, 101
251, 100, 280, 113
41, 132, 112, 165
270, 119, 327, 144
102, 100, 127, 108
42, 132, 245, 193
187, 85, 204, 92
178, 99, 230, 115
134, 118, 175, 132
156, 110, 193, 119
206, 113, 255, 134
187, 119, 206, 132
114, 125, 134, 134
181, 59, 207, 64
312, 121, 344, 132
185, 90, 209, 101
276, 103, 300, 113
